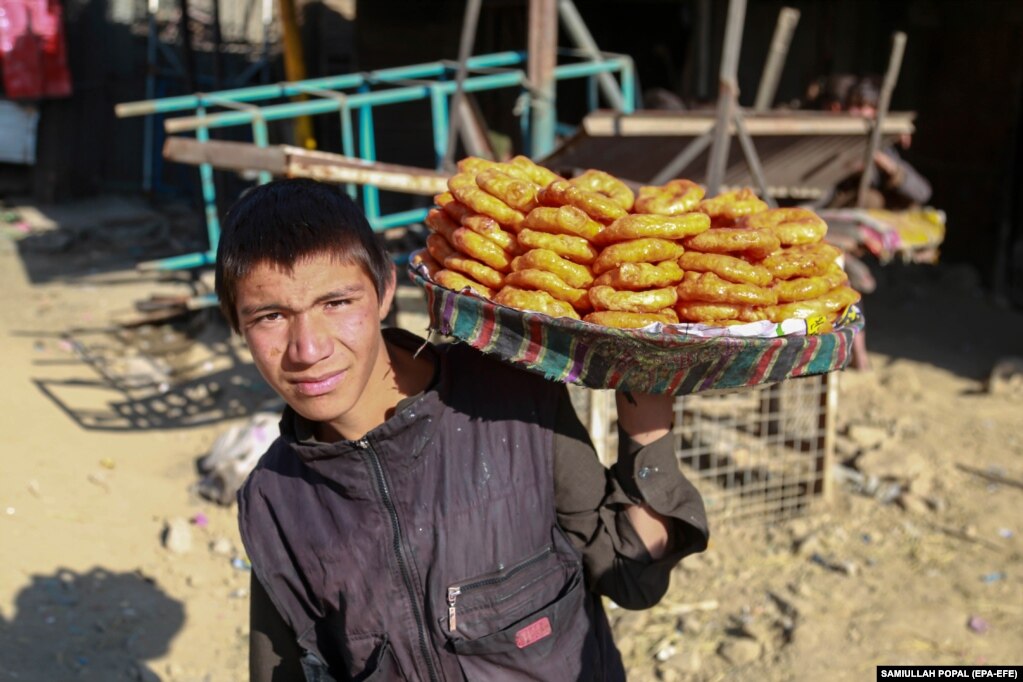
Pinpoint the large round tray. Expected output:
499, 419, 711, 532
409, 265, 864, 396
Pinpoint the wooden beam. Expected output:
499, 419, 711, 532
284, 146, 448, 195
582, 111, 917, 137
162, 138, 449, 195
163, 136, 287, 175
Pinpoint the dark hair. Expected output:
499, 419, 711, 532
845, 77, 881, 110
214, 178, 394, 332
806, 73, 859, 111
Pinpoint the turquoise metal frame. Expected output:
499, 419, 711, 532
116, 48, 636, 271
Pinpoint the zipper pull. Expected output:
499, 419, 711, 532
354, 437, 369, 449
447, 586, 461, 632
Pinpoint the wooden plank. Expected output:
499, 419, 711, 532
544, 131, 903, 198
163, 137, 449, 195
284, 146, 448, 195
582, 111, 916, 137
162, 136, 287, 175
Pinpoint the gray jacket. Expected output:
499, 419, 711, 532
239, 331, 708, 681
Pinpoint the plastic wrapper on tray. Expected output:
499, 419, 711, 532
409, 263, 864, 396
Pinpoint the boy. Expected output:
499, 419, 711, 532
215, 178, 709, 681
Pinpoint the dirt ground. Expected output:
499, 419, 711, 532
0, 197, 1020, 681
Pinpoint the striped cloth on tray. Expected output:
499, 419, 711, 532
410, 268, 864, 396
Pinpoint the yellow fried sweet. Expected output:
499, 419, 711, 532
572, 169, 635, 211
448, 173, 525, 228
588, 285, 678, 314
696, 188, 769, 225
434, 269, 495, 299
475, 167, 539, 213
460, 214, 519, 253
675, 301, 768, 323
681, 226, 781, 260
522, 205, 603, 241
676, 271, 779, 306
538, 179, 628, 224
592, 260, 683, 290
770, 263, 848, 303
596, 212, 710, 245
494, 286, 580, 319
457, 156, 533, 182
765, 284, 861, 322
509, 155, 564, 186
425, 232, 457, 264
583, 309, 679, 329
677, 251, 772, 287
591, 238, 685, 275
739, 207, 828, 246
443, 253, 505, 290
761, 242, 843, 280
517, 228, 600, 265
504, 269, 591, 311
511, 248, 594, 289
449, 226, 513, 272
633, 179, 705, 215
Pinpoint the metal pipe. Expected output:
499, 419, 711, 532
557, 0, 625, 111
857, 32, 906, 208
160, 59, 630, 135
753, 7, 800, 112
116, 52, 530, 117
194, 107, 222, 252
163, 71, 529, 133
443, 0, 482, 171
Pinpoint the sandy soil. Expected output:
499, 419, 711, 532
0, 197, 1020, 681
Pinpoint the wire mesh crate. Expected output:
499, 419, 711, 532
571, 372, 838, 524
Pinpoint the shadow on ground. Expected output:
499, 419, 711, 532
23, 308, 278, 432
856, 260, 1023, 382
0, 567, 185, 681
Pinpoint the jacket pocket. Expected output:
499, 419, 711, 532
301, 633, 398, 682
441, 536, 601, 679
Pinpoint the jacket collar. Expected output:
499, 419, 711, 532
278, 328, 443, 464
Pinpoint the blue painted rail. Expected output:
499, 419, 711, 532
116, 49, 636, 272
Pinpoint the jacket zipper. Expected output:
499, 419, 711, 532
356, 437, 440, 682
447, 544, 553, 632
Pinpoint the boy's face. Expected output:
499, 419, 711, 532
234, 252, 395, 435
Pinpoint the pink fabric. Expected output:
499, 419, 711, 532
0, 0, 72, 99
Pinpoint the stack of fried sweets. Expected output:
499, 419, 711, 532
415, 156, 860, 330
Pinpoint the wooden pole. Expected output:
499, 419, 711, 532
557, 0, 625, 111
733, 109, 776, 206
528, 0, 558, 158
857, 32, 906, 207
753, 7, 800, 112
651, 130, 714, 185
706, 0, 746, 194
443, 0, 483, 171
278, 0, 316, 149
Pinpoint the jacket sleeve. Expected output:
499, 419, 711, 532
249, 573, 305, 682
552, 387, 709, 610
882, 147, 933, 205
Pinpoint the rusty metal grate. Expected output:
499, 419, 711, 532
573, 373, 837, 524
